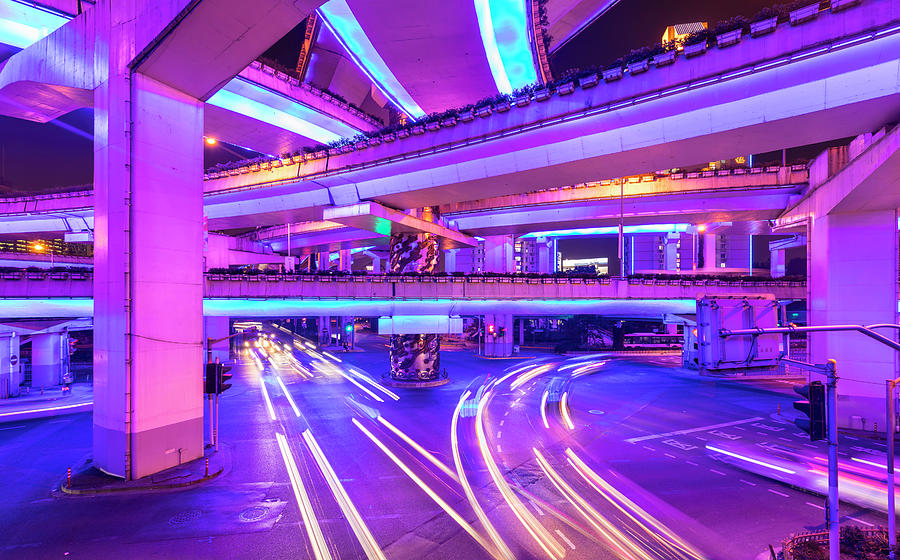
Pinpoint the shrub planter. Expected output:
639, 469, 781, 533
467, 276, 482, 283
494, 100, 511, 112
441, 117, 457, 127
498, 277, 511, 284
555, 278, 568, 285
831, 0, 860, 11
628, 58, 649, 75
683, 41, 707, 57
527, 278, 540, 284
512, 277, 526, 284
354, 141, 368, 150
314, 150, 327, 159
451, 277, 465, 283
291, 155, 304, 164
484, 277, 498, 283
328, 148, 341, 156
533, 87, 551, 101
602, 67, 623, 82
411, 125, 425, 135
475, 106, 492, 118
247, 275, 260, 282
397, 129, 410, 139
26, 272, 45, 280
284, 275, 298, 282
716, 29, 742, 48
425, 121, 440, 132
789, 3, 819, 25
382, 132, 397, 142
71, 273, 88, 280
249, 163, 260, 172
750, 16, 778, 37
302, 275, 315, 282
542, 278, 555, 284
238, 166, 250, 174
652, 50, 675, 67
584, 278, 597, 285
353, 276, 367, 283
368, 136, 382, 146
578, 73, 599, 88
459, 110, 475, 122
557, 81, 575, 95
436, 276, 450, 283
514, 95, 531, 107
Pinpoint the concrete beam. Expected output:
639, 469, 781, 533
324, 202, 477, 248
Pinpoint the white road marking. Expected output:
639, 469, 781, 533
504, 411, 510, 417
642, 446, 655, 452
529, 499, 544, 516
686, 460, 698, 466
709, 469, 726, 476
497, 432, 502, 439
848, 516, 874, 527
740, 480, 757, 486
845, 435, 859, 441
554, 529, 576, 550
778, 437, 793, 442
496, 445, 502, 453
806, 501, 824, 510
499, 420, 505, 426
626, 416, 764, 443
664, 453, 677, 459
803, 443, 817, 448
768, 489, 789, 498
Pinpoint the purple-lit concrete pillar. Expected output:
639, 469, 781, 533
536, 238, 553, 274
700, 234, 718, 271
809, 210, 898, 429
444, 249, 458, 273
483, 313, 514, 357
483, 235, 514, 273
388, 222, 443, 383
770, 248, 786, 278
338, 248, 352, 272
317, 251, 329, 271
31, 332, 65, 389
93, 12, 204, 478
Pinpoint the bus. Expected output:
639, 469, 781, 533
623, 333, 684, 350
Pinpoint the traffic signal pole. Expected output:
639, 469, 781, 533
825, 360, 838, 560
888, 378, 898, 559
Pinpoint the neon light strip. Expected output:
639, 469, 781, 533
207, 88, 342, 145
707, 445, 796, 474
475, 0, 537, 93
317, 0, 424, 119
520, 224, 690, 239
473, 0, 511, 94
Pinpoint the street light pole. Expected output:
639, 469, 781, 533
825, 359, 838, 560
888, 379, 896, 559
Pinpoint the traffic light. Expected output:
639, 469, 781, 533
204, 363, 218, 394
345, 323, 353, 334
498, 326, 506, 338
217, 364, 233, 394
487, 324, 496, 338
794, 381, 826, 441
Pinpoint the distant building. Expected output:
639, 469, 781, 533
662, 22, 707, 46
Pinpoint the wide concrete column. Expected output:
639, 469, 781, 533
483, 313, 514, 357
483, 235, 514, 273
338, 248, 352, 272
536, 238, 553, 274
388, 225, 443, 383
31, 332, 66, 389
444, 249, 458, 273
203, 317, 229, 363
809, 210, 898, 428
770, 249, 786, 278
317, 251, 329, 271
93, 9, 204, 478
700, 234, 718, 271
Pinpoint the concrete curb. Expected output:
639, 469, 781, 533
59, 467, 223, 496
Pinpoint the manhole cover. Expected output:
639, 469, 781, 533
239, 506, 269, 523
168, 509, 202, 526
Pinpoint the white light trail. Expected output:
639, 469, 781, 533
706, 445, 796, 475
275, 432, 333, 560
377, 416, 457, 481
276, 375, 301, 417
260, 378, 277, 421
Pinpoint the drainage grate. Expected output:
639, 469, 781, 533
239, 506, 269, 523
168, 509, 202, 526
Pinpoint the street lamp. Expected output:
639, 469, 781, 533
32, 241, 53, 266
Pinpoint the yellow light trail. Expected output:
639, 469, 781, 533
476, 392, 565, 559
533, 447, 647, 560
377, 416, 457, 482
540, 389, 551, 429
450, 391, 514, 560
510, 364, 553, 390
260, 378, 276, 421
560, 391, 575, 431
564, 449, 706, 560
302, 430, 386, 560
352, 418, 496, 555
276, 375, 302, 417
275, 432, 333, 560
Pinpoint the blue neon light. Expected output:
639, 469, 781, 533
208, 86, 344, 144
318, 0, 425, 119
520, 224, 690, 239
328, 246, 376, 261
0, 1, 68, 49
474, 0, 537, 94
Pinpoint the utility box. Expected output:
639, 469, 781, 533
696, 295, 780, 374
0, 332, 21, 398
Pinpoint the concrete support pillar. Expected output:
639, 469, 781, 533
203, 317, 229, 363
339, 316, 354, 349
444, 249, 458, 273
339, 248, 352, 272
0, 332, 21, 398
93, 12, 204, 478
700, 234, 718, 271
31, 332, 66, 389
519, 318, 525, 347
663, 236, 679, 272
317, 252, 329, 271
809, 210, 898, 428
536, 238, 553, 274
388, 225, 443, 384
483, 314, 514, 357
483, 235, 514, 273
770, 248, 786, 278
319, 316, 332, 346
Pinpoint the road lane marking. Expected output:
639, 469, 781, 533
554, 530, 576, 550
806, 502, 824, 510
500, 420, 505, 426
686, 461, 698, 466
709, 469, 726, 476
739, 480, 757, 486
848, 516, 874, 527
626, 416, 764, 443
497, 445, 502, 453
664, 453, 677, 459
768, 489, 789, 498
497, 431, 502, 439
528, 499, 544, 516
275, 432, 333, 560
642, 445, 655, 452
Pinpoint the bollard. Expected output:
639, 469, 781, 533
66, 467, 71, 489
875, 422, 878, 436
205, 457, 209, 477
777, 403, 781, 415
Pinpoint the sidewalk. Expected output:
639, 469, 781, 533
0, 382, 93, 423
